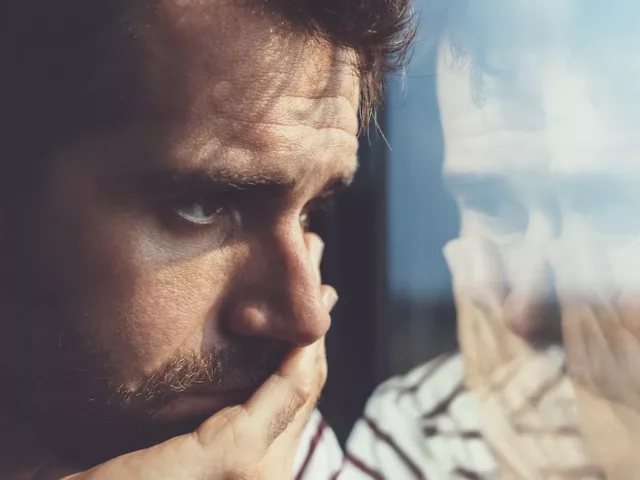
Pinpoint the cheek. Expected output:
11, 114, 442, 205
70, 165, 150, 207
60, 232, 229, 382
41, 170, 233, 384
103, 254, 228, 380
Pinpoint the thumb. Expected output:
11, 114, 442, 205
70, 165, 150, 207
195, 339, 326, 454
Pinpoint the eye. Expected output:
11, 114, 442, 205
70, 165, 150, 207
172, 196, 226, 226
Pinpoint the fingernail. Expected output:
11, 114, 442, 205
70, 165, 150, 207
309, 235, 325, 265
323, 288, 339, 312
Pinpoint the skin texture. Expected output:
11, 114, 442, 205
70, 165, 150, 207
0, 0, 358, 476
438, 42, 603, 478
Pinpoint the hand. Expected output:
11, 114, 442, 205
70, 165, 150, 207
445, 237, 602, 479
550, 237, 640, 478
62, 339, 328, 480
39, 233, 338, 480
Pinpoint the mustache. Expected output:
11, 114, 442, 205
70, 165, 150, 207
113, 340, 289, 412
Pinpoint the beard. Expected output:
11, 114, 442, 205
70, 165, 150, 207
0, 273, 288, 470
0, 170, 297, 471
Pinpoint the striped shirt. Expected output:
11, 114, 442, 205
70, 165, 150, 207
293, 408, 344, 479
340, 354, 500, 479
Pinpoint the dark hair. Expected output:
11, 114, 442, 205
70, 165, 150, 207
260, 0, 418, 126
0, 0, 417, 172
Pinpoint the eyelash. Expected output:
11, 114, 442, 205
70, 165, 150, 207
156, 194, 230, 234
163, 192, 337, 232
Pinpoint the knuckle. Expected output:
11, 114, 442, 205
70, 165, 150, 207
289, 375, 314, 408
191, 406, 244, 449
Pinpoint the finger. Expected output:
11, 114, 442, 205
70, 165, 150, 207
498, 346, 565, 416
320, 284, 339, 313
547, 239, 636, 403
197, 339, 325, 454
304, 232, 325, 282
249, 340, 326, 447
444, 237, 508, 311
268, 336, 328, 446
445, 238, 515, 380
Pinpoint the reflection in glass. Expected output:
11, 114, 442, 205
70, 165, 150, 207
345, 1, 640, 478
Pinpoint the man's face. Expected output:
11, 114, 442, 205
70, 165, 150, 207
0, 1, 359, 466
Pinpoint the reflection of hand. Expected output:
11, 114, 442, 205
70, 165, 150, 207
550, 239, 640, 478
445, 238, 602, 479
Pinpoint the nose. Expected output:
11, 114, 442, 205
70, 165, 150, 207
224, 227, 332, 347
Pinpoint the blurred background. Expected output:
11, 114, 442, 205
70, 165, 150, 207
316, 0, 459, 443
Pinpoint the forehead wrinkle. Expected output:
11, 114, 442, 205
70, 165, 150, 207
191, 52, 360, 125
178, 111, 358, 158
168, 121, 357, 184
127, 0, 360, 121
200, 93, 359, 137
117, 0, 360, 195
126, 1, 362, 139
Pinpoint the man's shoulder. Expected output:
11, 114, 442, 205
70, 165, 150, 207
343, 353, 499, 479
357, 352, 476, 436
367, 353, 465, 415
293, 409, 343, 479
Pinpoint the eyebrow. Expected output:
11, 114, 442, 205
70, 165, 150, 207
129, 168, 356, 198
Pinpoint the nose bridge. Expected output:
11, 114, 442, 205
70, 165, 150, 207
272, 227, 319, 314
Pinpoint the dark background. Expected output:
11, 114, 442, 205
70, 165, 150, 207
317, 41, 461, 444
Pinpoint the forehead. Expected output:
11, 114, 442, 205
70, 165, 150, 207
148, 0, 360, 103
437, 40, 640, 179
105, 0, 360, 181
